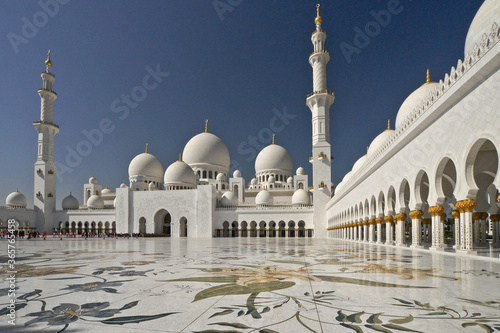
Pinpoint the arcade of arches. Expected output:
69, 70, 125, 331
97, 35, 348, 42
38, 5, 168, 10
328, 139, 500, 253
217, 220, 312, 238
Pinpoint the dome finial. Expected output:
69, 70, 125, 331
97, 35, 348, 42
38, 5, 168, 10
179, 153, 182, 161
45, 50, 52, 69
145, 143, 149, 153
205, 119, 209, 133
315, 4, 322, 24
387, 119, 391, 130
16, 187, 19, 192
272, 133, 275, 144
426, 69, 431, 84
105, 184, 109, 189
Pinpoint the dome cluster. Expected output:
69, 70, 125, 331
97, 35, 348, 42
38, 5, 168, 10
464, 0, 499, 57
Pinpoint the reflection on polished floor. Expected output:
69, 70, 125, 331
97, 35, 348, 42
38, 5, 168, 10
1, 237, 500, 332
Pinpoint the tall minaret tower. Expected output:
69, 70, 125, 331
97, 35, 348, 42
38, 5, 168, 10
33, 51, 59, 232
306, 5, 334, 237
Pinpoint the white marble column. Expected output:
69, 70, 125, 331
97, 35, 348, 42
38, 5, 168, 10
363, 220, 369, 242
395, 213, 407, 247
409, 210, 423, 248
376, 218, 383, 244
385, 216, 394, 245
491, 215, 500, 247
368, 219, 375, 243
452, 210, 460, 249
429, 206, 444, 251
456, 200, 476, 254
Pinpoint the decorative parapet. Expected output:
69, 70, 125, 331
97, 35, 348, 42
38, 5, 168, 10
215, 204, 313, 211
335, 22, 500, 196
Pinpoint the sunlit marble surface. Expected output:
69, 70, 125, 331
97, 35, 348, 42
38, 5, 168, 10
1, 237, 500, 332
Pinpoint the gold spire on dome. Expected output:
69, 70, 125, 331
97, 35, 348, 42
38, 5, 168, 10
105, 185, 109, 189
205, 119, 209, 133
45, 50, 52, 68
426, 69, 431, 84
387, 119, 391, 130
16, 188, 19, 192
272, 133, 276, 144
179, 153, 182, 161
145, 143, 149, 153
315, 4, 322, 24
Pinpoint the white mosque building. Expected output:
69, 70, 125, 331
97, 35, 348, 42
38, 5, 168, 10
1, 1, 500, 255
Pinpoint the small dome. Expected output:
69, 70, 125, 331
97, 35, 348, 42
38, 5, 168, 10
220, 190, 238, 206
216, 173, 225, 181
351, 155, 367, 174
287, 176, 293, 183
233, 169, 242, 178
250, 178, 257, 185
268, 176, 275, 183
62, 193, 79, 210
335, 181, 343, 193
87, 195, 104, 209
292, 189, 310, 206
464, 0, 500, 56
341, 171, 352, 184
395, 82, 438, 130
128, 152, 164, 180
120, 183, 128, 188
296, 166, 305, 175
367, 129, 395, 158
6, 190, 27, 208
255, 189, 273, 206
255, 144, 293, 175
148, 182, 157, 190
183, 132, 230, 170
164, 160, 196, 188
101, 188, 112, 195
89, 176, 97, 184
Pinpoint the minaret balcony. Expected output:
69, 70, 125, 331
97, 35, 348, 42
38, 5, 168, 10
38, 88, 57, 96
309, 50, 329, 57
309, 157, 314, 163
33, 120, 59, 128
306, 90, 335, 99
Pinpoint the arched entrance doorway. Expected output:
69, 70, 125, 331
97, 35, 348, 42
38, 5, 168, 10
154, 209, 172, 236
180, 217, 187, 237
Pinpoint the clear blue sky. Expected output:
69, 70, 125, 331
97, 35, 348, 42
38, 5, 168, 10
0, 0, 484, 207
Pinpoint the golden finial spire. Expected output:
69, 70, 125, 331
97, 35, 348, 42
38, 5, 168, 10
105, 185, 109, 189
179, 153, 182, 161
45, 50, 52, 68
145, 143, 149, 153
387, 119, 391, 130
426, 69, 431, 84
16, 188, 19, 192
367, 146, 369, 153
70, 192, 72, 196
205, 119, 209, 133
315, 4, 322, 24
272, 133, 276, 144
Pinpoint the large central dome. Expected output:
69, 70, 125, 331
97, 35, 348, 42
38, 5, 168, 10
464, 0, 500, 56
183, 132, 230, 170
255, 143, 293, 174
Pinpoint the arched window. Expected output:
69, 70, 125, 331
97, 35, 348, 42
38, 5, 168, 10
203, 170, 207, 178
209, 171, 213, 179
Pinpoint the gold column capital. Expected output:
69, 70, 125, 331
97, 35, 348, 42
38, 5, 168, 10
368, 219, 375, 225
375, 218, 383, 224
395, 213, 407, 221
451, 210, 460, 219
428, 206, 444, 217
456, 200, 476, 213
362, 220, 369, 226
490, 214, 500, 222
422, 218, 431, 225
472, 212, 482, 221
384, 216, 393, 223
440, 213, 447, 221
481, 212, 489, 220
497, 194, 500, 202
409, 210, 423, 219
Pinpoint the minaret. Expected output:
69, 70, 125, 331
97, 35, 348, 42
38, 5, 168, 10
33, 51, 59, 232
306, 5, 335, 237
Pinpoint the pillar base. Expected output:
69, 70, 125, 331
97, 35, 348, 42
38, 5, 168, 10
396, 243, 408, 247
376, 241, 383, 244
410, 244, 423, 249
456, 249, 478, 255
385, 241, 394, 246
429, 246, 445, 252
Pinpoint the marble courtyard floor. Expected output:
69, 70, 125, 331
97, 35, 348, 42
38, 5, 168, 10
1, 238, 500, 333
